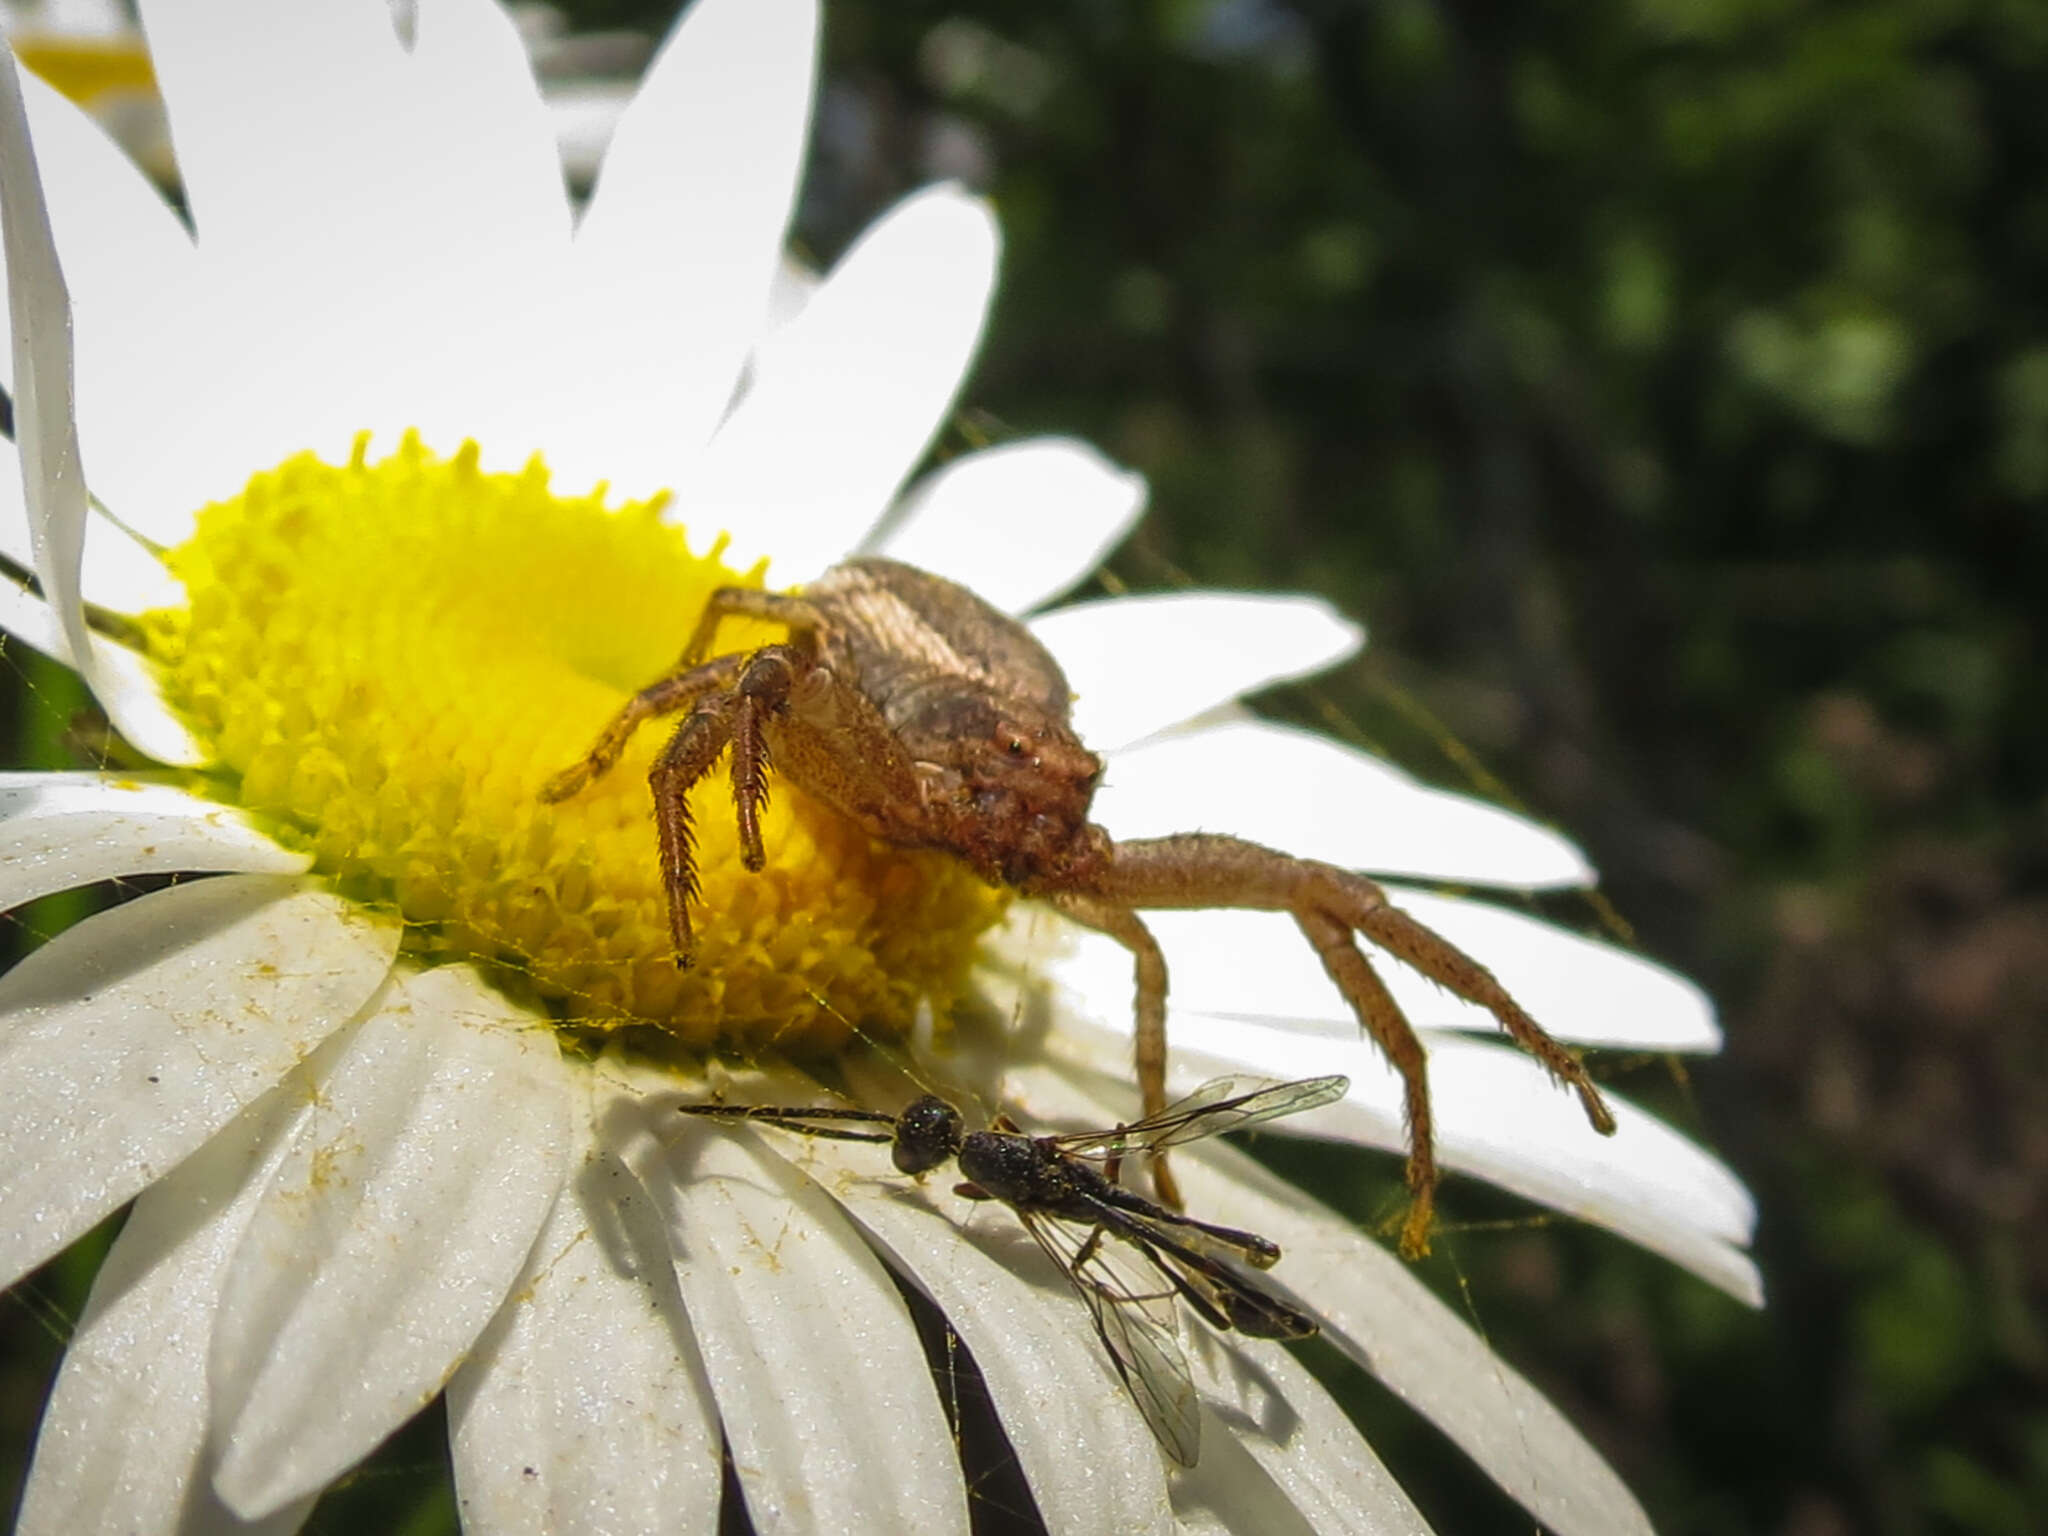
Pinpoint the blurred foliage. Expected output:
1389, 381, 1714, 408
4, 0, 2043, 1532
741, 2, 2043, 1529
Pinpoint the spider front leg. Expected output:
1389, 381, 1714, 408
1067, 832, 1616, 1258
538, 653, 744, 805
649, 645, 810, 959
538, 584, 827, 805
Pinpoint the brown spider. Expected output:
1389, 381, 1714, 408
540, 557, 1615, 1254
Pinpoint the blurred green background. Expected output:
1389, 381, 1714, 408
5, 1, 2045, 1532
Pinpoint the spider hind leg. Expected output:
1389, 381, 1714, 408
1065, 831, 1616, 1258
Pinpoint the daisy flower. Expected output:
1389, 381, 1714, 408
1, 0, 645, 191
0, 1, 1756, 1532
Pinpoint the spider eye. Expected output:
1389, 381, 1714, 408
1006, 737, 1027, 757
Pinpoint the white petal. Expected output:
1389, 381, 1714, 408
1093, 717, 1593, 890
689, 185, 999, 585
1034, 1006, 1760, 1302
610, 1085, 970, 1535
558, 0, 817, 498
0, 875, 399, 1289
869, 438, 1148, 615
407, 0, 570, 254
0, 571, 205, 764
134, 0, 418, 492
9, 66, 205, 553
764, 250, 820, 332
211, 965, 573, 1520
549, 80, 631, 184
0, 772, 307, 912
17, 1071, 328, 1536
1029, 593, 1363, 753
138, 0, 411, 257
449, 1093, 722, 1536
1385, 888, 1719, 1051
773, 1120, 1176, 1536
1166, 1424, 1319, 1536
1189, 1341, 1429, 1536
130, 2, 584, 503
1025, 892, 1717, 1054
350, 0, 590, 470
1009, 1063, 1658, 1536
0, 49, 196, 764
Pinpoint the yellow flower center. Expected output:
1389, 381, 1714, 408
143, 434, 1009, 1054
16, 38, 156, 107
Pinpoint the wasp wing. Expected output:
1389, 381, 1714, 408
1117, 1218, 1322, 1341
1051, 1074, 1349, 1159
1012, 1206, 1202, 1467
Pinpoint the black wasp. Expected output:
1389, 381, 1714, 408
678, 1073, 1347, 1466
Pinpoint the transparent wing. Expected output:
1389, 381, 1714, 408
1014, 1207, 1202, 1467
1127, 1222, 1322, 1341
1050, 1074, 1349, 1158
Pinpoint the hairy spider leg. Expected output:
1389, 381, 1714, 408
647, 644, 813, 960
541, 584, 832, 806
1294, 904, 1438, 1256
647, 695, 733, 958
727, 651, 799, 872
1046, 891, 1184, 1208
541, 585, 834, 946
537, 653, 745, 805
679, 585, 829, 667
1067, 831, 1616, 1257
540, 586, 824, 798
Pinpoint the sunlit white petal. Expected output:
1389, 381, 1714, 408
1386, 888, 1719, 1050
0, 772, 307, 911
1168, 1424, 1318, 1536
0, 875, 398, 1288
612, 1084, 970, 1536
0, 45, 197, 766
1031, 591, 1363, 752
1031, 894, 1717, 1054
870, 437, 1148, 615
775, 1114, 1177, 1536
406, 0, 569, 255
1094, 716, 1594, 890
17, 1066, 329, 1536
691, 184, 999, 584
549, 79, 631, 183
450, 1095, 722, 1536
139, 0, 409, 255
1189, 1341, 1429, 1536
211, 964, 573, 1520
11, 68, 199, 547
561, 0, 816, 499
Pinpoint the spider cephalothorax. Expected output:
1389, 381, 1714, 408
541, 555, 1615, 1252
